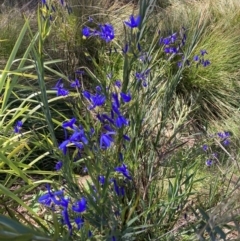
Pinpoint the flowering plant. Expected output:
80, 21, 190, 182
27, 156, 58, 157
5, 0, 240, 241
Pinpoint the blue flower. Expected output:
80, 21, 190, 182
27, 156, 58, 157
98, 175, 105, 185
99, 23, 115, 42
120, 92, 131, 103
218, 131, 230, 139
205, 159, 213, 167
100, 132, 115, 149
14, 120, 23, 134
217, 132, 224, 138
60, 0, 64, 6
58, 88, 68, 96
159, 37, 170, 45
104, 125, 115, 132
123, 134, 130, 141
135, 73, 145, 80
73, 142, 84, 150
170, 33, 178, 43
114, 163, 131, 180
115, 80, 122, 88
164, 46, 178, 54
202, 59, 211, 67
38, 184, 64, 207
193, 50, 211, 67
112, 179, 124, 196
202, 144, 208, 152
53, 79, 69, 96
62, 118, 76, 129
95, 86, 102, 93
75, 217, 84, 230
72, 197, 87, 213
69, 127, 88, 144
115, 115, 129, 128
224, 131, 230, 137
58, 196, 70, 208
59, 140, 70, 155
112, 104, 121, 116
200, 50, 208, 56
62, 207, 72, 233
135, 69, 150, 87
99, 114, 114, 125
82, 27, 91, 37
135, 69, 150, 81
177, 61, 183, 68
83, 90, 106, 110
112, 93, 120, 108
159, 33, 177, 45
124, 15, 140, 28
83, 90, 91, 100
88, 230, 93, 237
193, 55, 199, 61
223, 139, 230, 146
70, 79, 81, 88
55, 161, 63, 171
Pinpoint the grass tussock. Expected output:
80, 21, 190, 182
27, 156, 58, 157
153, 0, 240, 132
